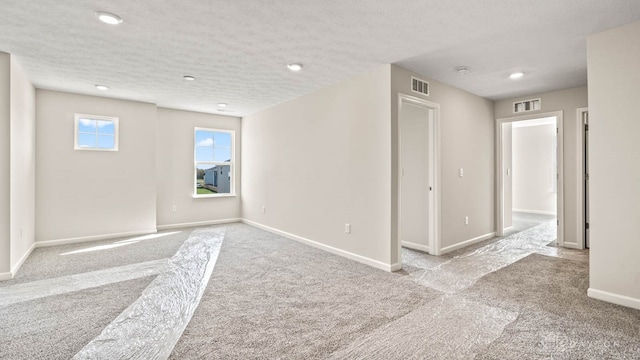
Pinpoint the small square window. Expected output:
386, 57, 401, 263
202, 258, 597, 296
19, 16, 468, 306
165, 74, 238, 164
74, 114, 119, 151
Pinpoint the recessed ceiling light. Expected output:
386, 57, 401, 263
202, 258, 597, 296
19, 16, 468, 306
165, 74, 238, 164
287, 63, 303, 72
95, 85, 109, 90
456, 66, 471, 75
217, 103, 228, 108
509, 72, 525, 80
183, 75, 196, 81
96, 11, 123, 25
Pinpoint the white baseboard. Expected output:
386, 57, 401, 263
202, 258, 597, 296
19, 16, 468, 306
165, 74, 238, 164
10, 242, 36, 275
562, 242, 582, 250
513, 209, 557, 216
36, 229, 158, 247
503, 226, 514, 232
588, 288, 640, 311
157, 218, 241, 231
402, 241, 429, 253
0, 272, 12, 281
241, 219, 395, 272
440, 232, 496, 254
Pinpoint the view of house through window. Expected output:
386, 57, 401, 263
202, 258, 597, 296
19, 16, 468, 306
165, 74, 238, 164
74, 114, 118, 151
195, 128, 233, 196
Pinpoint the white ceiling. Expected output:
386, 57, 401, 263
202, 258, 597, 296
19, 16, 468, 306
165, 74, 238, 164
1, 1, 639, 116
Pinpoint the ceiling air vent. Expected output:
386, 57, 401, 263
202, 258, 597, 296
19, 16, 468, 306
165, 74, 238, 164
513, 98, 541, 113
411, 76, 429, 96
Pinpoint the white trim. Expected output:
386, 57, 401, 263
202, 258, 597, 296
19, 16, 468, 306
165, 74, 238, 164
191, 194, 236, 199
496, 120, 504, 237
440, 232, 496, 254
74, 113, 119, 151
242, 219, 395, 272
0, 272, 12, 281
496, 111, 564, 247
10, 242, 36, 275
401, 241, 429, 253
503, 226, 514, 232
390, 263, 402, 272
513, 209, 557, 216
397, 94, 441, 263
511, 116, 555, 128
157, 218, 241, 231
36, 229, 158, 247
588, 288, 640, 311
194, 127, 236, 197
557, 113, 565, 247
576, 107, 589, 250
562, 242, 581, 249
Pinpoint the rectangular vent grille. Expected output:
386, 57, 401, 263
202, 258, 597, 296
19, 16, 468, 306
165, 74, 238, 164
513, 98, 541, 113
411, 77, 429, 96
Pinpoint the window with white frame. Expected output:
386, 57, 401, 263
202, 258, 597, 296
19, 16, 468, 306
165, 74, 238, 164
194, 128, 234, 197
74, 114, 119, 151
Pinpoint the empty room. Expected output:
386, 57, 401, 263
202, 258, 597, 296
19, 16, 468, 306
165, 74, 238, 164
1, 1, 640, 359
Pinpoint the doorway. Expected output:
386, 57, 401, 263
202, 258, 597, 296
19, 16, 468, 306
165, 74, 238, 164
496, 111, 564, 245
398, 94, 440, 256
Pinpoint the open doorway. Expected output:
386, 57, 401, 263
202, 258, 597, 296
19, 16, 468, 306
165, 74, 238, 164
504, 117, 558, 239
496, 111, 564, 246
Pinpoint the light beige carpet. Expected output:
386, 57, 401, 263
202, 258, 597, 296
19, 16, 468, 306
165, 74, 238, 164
2, 223, 640, 359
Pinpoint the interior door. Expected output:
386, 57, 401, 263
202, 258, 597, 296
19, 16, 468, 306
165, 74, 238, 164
399, 101, 433, 252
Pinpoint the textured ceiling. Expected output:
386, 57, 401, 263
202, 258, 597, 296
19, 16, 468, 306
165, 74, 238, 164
1, 1, 639, 116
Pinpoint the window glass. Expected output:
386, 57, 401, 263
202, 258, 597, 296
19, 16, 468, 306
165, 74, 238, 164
75, 114, 118, 151
194, 129, 234, 197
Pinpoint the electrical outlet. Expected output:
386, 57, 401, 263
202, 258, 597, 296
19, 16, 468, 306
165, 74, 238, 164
262, 206, 266, 214
465, 216, 469, 225
171, 205, 177, 212
459, 168, 464, 178
345, 223, 351, 234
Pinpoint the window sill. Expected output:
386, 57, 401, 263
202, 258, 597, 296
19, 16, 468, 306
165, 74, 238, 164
74, 147, 119, 152
192, 194, 237, 199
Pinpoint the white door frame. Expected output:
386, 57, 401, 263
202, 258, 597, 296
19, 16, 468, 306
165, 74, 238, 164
572, 107, 589, 250
496, 111, 564, 246
397, 93, 441, 257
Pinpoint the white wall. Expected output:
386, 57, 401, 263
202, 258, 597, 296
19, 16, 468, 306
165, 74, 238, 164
391, 65, 495, 256
587, 20, 640, 309
156, 108, 241, 228
242, 65, 393, 268
495, 87, 587, 244
36, 90, 157, 243
512, 124, 557, 214
0, 53, 36, 278
0, 53, 10, 275
9, 56, 36, 271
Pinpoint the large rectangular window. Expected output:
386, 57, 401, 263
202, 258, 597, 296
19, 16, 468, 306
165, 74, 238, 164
74, 114, 119, 151
195, 128, 234, 197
